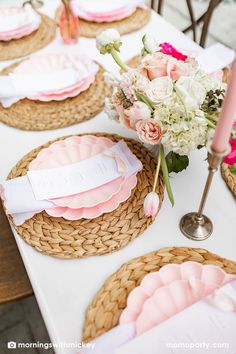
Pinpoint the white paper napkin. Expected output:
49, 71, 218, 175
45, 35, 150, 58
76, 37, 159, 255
0, 5, 41, 33
197, 43, 235, 74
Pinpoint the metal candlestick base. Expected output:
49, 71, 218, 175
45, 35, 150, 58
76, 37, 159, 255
180, 146, 229, 241
180, 213, 213, 241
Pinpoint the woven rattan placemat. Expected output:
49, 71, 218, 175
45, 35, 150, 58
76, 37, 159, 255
55, 8, 151, 37
82, 246, 236, 342
221, 163, 236, 198
0, 14, 56, 61
0, 63, 109, 131
7, 133, 164, 258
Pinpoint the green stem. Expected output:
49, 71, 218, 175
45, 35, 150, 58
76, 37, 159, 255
152, 149, 161, 192
110, 48, 129, 72
136, 91, 155, 112
160, 145, 175, 206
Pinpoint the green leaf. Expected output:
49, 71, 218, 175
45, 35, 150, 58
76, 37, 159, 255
166, 152, 189, 174
229, 165, 236, 175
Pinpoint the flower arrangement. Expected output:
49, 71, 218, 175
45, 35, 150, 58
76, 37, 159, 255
96, 29, 229, 215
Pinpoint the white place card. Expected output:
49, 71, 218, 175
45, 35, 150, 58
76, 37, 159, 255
116, 280, 236, 354
27, 141, 142, 200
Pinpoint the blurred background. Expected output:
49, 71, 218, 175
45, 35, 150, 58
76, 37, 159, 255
0, 0, 235, 353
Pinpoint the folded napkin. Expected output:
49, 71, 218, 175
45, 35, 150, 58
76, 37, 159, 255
0, 54, 98, 108
197, 43, 235, 74
78, 323, 136, 354
0, 5, 41, 33
72, 0, 146, 22
0, 141, 142, 225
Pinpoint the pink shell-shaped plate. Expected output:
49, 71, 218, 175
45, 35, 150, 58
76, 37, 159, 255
0, 6, 41, 41
119, 262, 235, 334
29, 135, 138, 219
13, 54, 98, 102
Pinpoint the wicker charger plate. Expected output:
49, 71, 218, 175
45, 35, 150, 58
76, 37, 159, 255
55, 8, 151, 37
0, 14, 56, 61
0, 63, 109, 131
221, 163, 236, 198
7, 133, 164, 259
82, 246, 236, 342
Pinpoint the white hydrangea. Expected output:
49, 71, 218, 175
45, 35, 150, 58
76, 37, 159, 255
154, 97, 208, 155
96, 29, 121, 52
104, 97, 119, 121
103, 71, 121, 87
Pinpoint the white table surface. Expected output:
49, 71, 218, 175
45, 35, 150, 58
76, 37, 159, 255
0, 1, 235, 353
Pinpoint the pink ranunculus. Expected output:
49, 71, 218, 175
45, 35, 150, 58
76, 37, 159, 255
142, 52, 169, 80
124, 101, 151, 130
159, 42, 188, 61
136, 119, 162, 145
167, 59, 197, 81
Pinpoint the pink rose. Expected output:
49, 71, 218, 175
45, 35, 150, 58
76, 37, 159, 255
136, 119, 162, 145
142, 52, 169, 80
123, 102, 151, 130
167, 59, 197, 81
159, 42, 188, 61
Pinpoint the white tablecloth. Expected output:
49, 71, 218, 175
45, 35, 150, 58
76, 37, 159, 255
0, 1, 235, 354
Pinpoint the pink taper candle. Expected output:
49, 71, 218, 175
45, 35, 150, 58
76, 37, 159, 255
212, 58, 236, 153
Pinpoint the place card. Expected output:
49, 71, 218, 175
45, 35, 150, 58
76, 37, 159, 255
27, 141, 142, 200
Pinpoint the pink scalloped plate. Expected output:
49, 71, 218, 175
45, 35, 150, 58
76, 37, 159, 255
0, 6, 41, 41
29, 135, 138, 219
119, 262, 235, 335
12, 54, 98, 101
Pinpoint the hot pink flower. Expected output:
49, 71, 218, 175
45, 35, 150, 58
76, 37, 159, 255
224, 122, 236, 165
159, 42, 188, 61
136, 119, 162, 145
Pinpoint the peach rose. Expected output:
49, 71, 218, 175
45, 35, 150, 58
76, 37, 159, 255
136, 119, 162, 145
142, 52, 169, 80
167, 59, 197, 81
